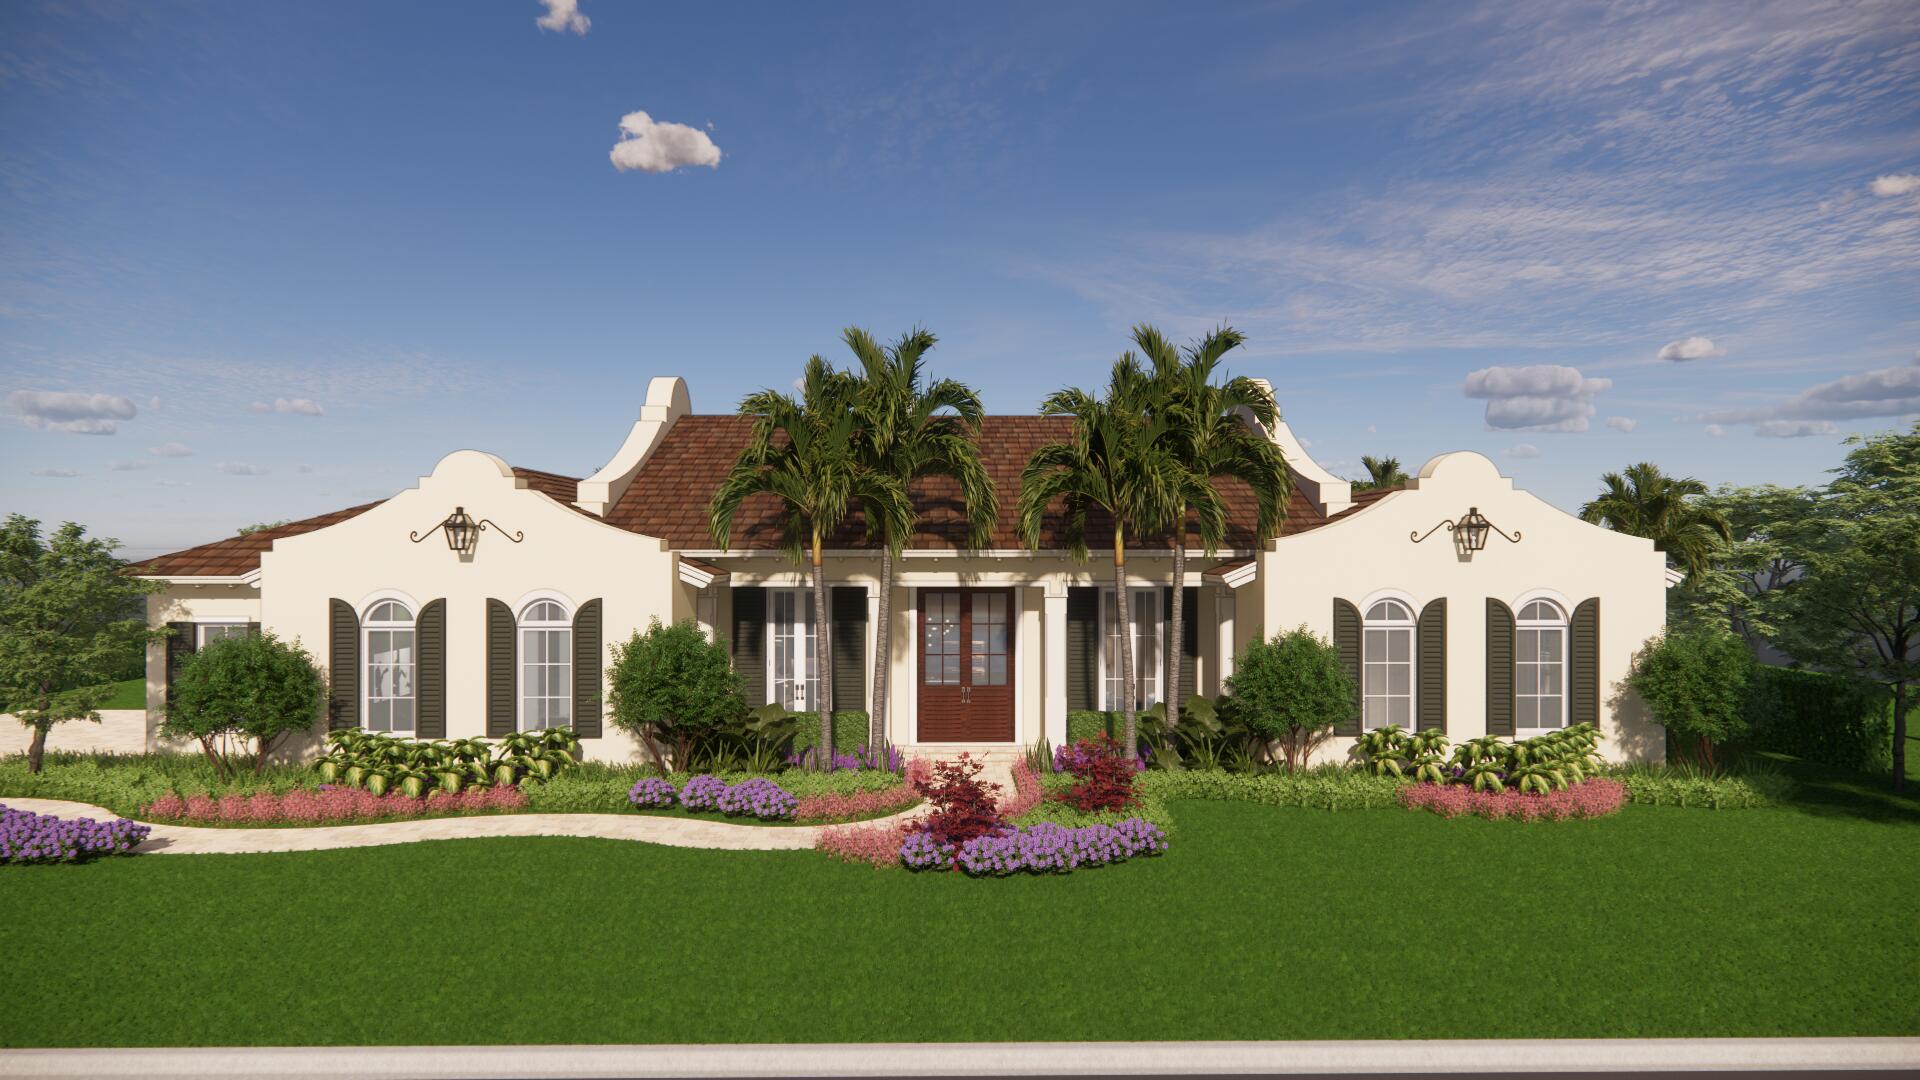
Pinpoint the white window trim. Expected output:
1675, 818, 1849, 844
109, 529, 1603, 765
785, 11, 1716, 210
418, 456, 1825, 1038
361, 598, 417, 737
1098, 586, 1165, 712
517, 598, 573, 733
1361, 597, 1417, 732
764, 587, 818, 713
1514, 596, 1569, 738
194, 622, 251, 648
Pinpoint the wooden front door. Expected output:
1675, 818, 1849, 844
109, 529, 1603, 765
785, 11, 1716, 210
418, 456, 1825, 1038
917, 588, 1015, 742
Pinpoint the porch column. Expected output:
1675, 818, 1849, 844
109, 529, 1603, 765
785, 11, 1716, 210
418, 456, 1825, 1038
1043, 583, 1068, 748
865, 586, 881, 718
1216, 591, 1237, 695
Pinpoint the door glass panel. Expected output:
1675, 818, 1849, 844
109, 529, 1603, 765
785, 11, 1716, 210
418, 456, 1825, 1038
969, 592, 1009, 685
925, 592, 960, 685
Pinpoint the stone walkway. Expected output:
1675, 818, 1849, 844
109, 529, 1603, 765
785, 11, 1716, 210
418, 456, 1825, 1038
0, 797, 924, 856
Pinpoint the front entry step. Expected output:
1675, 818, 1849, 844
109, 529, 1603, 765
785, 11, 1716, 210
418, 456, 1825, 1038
900, 744, 1030, 765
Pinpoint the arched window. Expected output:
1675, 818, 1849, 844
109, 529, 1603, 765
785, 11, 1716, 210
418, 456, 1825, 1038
519, 599, 572, 731
363, 600, 416, 735
1516, 599, 1567, 734
1363, 599, 1415, 730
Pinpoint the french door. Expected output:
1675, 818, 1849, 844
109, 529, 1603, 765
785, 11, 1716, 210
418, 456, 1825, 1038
917, 588, 1015, 742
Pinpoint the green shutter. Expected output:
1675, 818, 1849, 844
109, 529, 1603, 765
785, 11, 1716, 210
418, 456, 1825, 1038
1571, 597, 1601, 731
831, 586, 867, 715
486, 598, 516, 737
164, 621, 196, 707
731, 587, 766, 706
573, 599, 603, 738
1161, 587, 1200, 709
1417, 598, 1447, 735
328, 601, 358, 731
1486, 598, 1515, 737
1333, 599, 1362, 736
416, 599, 446, 739
1066, 587, 1098, 712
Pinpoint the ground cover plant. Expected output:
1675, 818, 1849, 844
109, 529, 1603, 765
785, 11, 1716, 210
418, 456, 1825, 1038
6, 769, 1914, 1045
0, 803, 148, 863
140, 786, 528, 824
1399, 777, 1627, 821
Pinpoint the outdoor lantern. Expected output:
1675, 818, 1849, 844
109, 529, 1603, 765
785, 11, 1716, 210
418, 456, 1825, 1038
410, 506, 521, 553
440, 506, 478, 554
1411, 506, 1520, 549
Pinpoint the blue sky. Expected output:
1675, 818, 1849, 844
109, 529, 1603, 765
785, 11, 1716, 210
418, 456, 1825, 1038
3, 0, 1916, 558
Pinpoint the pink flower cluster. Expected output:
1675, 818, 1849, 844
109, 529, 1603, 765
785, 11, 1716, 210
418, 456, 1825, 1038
1398, 778, 1627, 822
999, 761, 1044, 818
142, 785, 528, 824
814, 820, 916, 868
792, 784, 919, 824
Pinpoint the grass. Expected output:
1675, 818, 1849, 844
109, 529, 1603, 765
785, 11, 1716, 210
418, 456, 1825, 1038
4, 773, 1915, 1047
99, 677, 144, 710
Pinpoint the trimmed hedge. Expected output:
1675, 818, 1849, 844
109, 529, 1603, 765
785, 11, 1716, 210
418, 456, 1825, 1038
1743, 668, 1892, 774
787, 711, 873, 756
1067, 711, 1121, 744
1604, 765, 1793, 809
1137, 768, 1408, 810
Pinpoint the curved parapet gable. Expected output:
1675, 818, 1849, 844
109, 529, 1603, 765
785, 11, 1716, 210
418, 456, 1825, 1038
1241, 378, 1351, 517
575, 376, 691, 517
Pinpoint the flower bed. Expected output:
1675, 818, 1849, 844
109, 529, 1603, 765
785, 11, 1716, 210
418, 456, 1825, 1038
1, 804, 150, 863
626, 774, 799, 821
1398, 777, 1627, 821
141, 785, 528, 824
902, 818, 1168, 875
792, 783, 918, 823
816, 819, 917, 867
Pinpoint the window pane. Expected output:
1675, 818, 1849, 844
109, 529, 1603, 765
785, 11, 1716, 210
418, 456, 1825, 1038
1389, 631, 1409, 663
1517, 696, 1538, 727
1389, 698, 1410, 725
1540, 631, 1562, 662
391, 699, 414, 732
1517, 629, 1538, 662
1540, 695, 1562, 726
1518, 664, 1538, 694
1365, 666, 1386, 694
1364, 629, 1385, 659
1364, 699, 1383, 726
988, 655, 1006, 685
1388, 665, 1409, 695
1541, 664, 1562, 695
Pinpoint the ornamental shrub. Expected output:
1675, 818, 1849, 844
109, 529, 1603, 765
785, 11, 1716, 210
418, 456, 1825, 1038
677, 774, 729, 812
916, 754, 1004, 846
1226, 627, 1355, 772
999, 761, 1044, 818
160, 631, 326, 780
626, 777, 677, 808
1398, 778, 1627, 821
815, 819, 916, 867
607, 618, 746, 775
925, 818, 1168, 876
0, 804, 149, 863
1055, 735, 1138, 812
1628, 629, 1755, 770
1744, 667, 1894, 773
714, 777, 799, 819
140, 785, 526, 823
1135, 767, 1405, 810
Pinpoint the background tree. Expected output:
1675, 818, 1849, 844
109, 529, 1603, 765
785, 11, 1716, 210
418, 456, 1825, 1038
235, 520, 290, 536
0, 515, 161, 773
607, 618, 746, 775
1135, 323, 1290, 739
1764, 424, 1920, 791
1019, 355, 1183, 755
1353, 455, 1410, 491
1579, 462, 1732, 581
710, 356, 905, 768
1627, 628, 1756, 771
1668, 484, 1814, 638
159, 631, 325, 778
1227, 627, 1355, 773
846, 326, 995, 751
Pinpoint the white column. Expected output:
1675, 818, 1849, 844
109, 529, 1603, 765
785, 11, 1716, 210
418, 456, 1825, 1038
865, 585, 881, 719
695, 588, 718, 642
1216, 591, 1237, 694
1043, 584, 1069, 748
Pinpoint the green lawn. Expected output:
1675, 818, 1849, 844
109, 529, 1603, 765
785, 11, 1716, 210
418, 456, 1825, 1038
99, 677, 144, 710
4, 781, 1916, 1047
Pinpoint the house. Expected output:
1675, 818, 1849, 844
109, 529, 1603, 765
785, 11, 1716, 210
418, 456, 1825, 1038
128, 375, 1669, 764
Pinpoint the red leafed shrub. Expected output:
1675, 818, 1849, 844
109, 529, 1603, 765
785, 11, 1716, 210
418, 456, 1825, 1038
1058, 735, 1139, 812
919, 754, 1005, 846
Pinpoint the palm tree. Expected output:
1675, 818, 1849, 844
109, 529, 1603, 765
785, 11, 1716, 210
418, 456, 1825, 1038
1133, 324, 1290, 735
1579, 462, 1732, 581
1018, 354, 1186, 757
844, 326, 996, 751
1354, 455, 1410, 491
710, 356, 907, 769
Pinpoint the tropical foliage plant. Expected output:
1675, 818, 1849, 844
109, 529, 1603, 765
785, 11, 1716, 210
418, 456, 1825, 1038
1579, 462, 1732, 581
316, 728, 579, 795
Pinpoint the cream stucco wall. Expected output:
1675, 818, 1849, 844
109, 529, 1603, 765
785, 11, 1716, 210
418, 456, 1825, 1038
1255, 450, 1667, 764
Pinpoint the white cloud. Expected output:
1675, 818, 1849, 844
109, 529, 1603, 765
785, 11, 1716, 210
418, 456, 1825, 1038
149, 442, 193, 457
155, 479, 191, 488
7, 389, 138, 434
1699, 361, 1920, 431
1869, 173, 1919, 197
1657, 335, 1725, 362
1755, 420, 1839, 438
147, 397, 162, 411
248, 397, 324, 416
1606, 416, 1638, 433
110, 460, 150, 471
610, 111, 723, 174
297, 463, 315, 474
30, 467, 81, 478
1462, 364, 1611, 432
215, 461, 269, 476
1705, 424, 1726, 437
1500, 444, 1541, 459
535, 0, 589, 35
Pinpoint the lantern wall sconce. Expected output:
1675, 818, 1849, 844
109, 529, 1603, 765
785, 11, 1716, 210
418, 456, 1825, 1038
409, 506, 522, 555
1410, 506, 1520, 551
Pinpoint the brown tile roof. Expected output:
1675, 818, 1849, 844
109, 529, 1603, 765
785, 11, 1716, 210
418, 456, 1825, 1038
130, 466, 584, 578
605, 414, 1389, 552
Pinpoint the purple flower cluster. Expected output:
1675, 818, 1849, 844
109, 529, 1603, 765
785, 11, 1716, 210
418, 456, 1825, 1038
0, 804, 150, 864
901, 817, 1168, 876
626, 777, 677, 809
786, 743, 904, 773
677, 774, 729, 812
714, 777, 799, 820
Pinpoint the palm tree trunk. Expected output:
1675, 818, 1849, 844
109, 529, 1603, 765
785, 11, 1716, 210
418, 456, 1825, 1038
1168, 526, 1185, 739
1114, 522, 1136, 759
871, 541, 892, 754
812, 530, 833, 772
